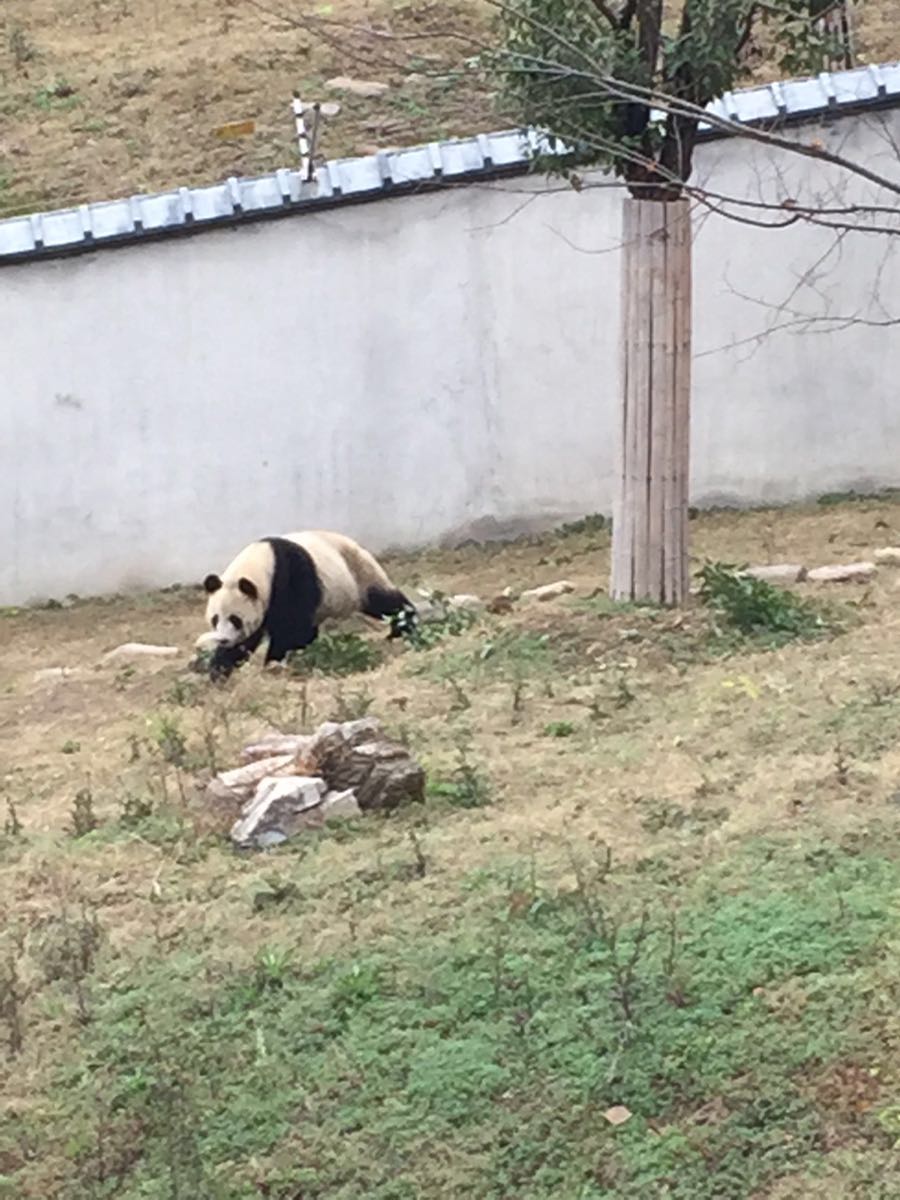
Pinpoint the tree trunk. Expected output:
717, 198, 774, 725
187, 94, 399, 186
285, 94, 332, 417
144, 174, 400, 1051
610, 198, 692, 606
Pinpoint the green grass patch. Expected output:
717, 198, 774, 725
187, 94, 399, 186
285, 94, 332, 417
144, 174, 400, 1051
288, 633, 382, 677
413, 629, 558, 686
817, 487, 900, 507
426, 732, 492, 810
406, 590, 479, 651
817, 682, 900, 760
555, 513, 609, 538
572, 593, 659, 617
8, 834, 899, 1198
697, 561, 830, 647
34, 77, 79, 111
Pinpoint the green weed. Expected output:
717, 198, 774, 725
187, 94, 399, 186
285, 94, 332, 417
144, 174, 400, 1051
148, 714, 188, 766
697, 561, 827, 644
0, 955, 26, 1056
165, 677, 202, 707
288, 632, 381, 677
8, 24, 38, 71
555, 512, 608, 537
428, 732, 491, 809
251, 876, 301, 914
68, 788, 98, 838
573, 592, 655, 617
114, 664, 137, 691
543, 719, 575, 738
421, 630, 557, 688
407, 589, 479, 650
34, 77, 79, 110
817, 487, 900, 507
118, 794, 155, 827
330, 682, 375, 721
254, 945, 293, 992
4, 800, 23, 839
817, 684, 900, 761
639, 799, 729, 834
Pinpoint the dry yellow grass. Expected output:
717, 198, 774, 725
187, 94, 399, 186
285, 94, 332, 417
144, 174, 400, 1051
0, 0, 494, 216
2, 500, 900, 942
0, 1, 896, 217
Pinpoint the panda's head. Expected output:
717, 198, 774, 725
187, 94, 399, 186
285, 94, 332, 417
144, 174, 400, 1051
203, 573, 263, 647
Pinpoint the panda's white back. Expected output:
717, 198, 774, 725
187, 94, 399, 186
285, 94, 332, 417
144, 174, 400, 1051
285, 531, 364, 621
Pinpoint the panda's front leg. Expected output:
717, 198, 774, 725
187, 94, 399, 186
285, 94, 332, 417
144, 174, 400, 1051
265, 624, 318, 665
208, 626, 265, 681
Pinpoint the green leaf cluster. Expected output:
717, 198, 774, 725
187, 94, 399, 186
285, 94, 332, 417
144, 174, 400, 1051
494, 1, 844, 189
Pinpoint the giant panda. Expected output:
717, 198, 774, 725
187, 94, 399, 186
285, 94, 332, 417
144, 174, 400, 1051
200, 530, 417, 680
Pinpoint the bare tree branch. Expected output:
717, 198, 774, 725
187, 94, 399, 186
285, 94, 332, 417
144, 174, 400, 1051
490, 49, 900, 200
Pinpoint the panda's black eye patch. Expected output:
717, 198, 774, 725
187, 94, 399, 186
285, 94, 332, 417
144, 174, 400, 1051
211, 614, 219, 628
230, 615, 244, 632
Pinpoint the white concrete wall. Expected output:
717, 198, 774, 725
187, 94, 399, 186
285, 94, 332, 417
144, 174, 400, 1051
3, 109, 899, 604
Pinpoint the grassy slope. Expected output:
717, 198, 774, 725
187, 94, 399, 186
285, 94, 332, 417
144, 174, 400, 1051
0, 0, 495, 218
0, 1, 897, 218
3, 500, 900, 1196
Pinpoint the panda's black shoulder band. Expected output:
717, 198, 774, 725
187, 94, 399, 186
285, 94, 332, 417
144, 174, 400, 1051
262, 537, 322, 648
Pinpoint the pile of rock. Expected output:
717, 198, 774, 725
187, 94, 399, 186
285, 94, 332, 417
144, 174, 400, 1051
206, 718, 425, 850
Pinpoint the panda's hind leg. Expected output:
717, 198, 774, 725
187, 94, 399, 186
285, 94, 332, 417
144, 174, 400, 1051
363, 586, 418, 639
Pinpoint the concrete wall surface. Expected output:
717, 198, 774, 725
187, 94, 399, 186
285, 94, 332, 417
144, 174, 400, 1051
3, 108, 899, 603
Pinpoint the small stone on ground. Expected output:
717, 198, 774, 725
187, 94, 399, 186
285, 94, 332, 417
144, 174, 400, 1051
521, 580, 576, 601
806, 562, 876, 583
102, 643, 179, 663
449, 594, 484, 612
325, 76, 389, 98
743, 564, 806, 583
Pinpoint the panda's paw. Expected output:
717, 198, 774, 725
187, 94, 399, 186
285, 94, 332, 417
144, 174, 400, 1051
387, 608, 418, 640
206, 643, 248, 683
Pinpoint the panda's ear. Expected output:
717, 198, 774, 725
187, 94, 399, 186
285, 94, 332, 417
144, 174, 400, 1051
203, 574, 222, 594
238, 577, 259, 601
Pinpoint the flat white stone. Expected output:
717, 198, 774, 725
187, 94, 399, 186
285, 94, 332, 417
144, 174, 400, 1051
806, 562, 876, 583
